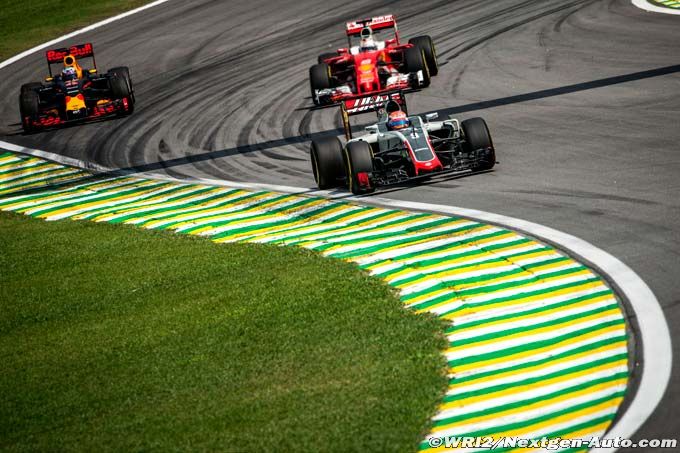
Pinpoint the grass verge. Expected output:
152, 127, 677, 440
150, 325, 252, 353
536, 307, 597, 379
0, 211, 447, 451
0, 0, 151, 61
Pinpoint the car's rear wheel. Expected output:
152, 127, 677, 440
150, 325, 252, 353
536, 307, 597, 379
310, 136, 346, 189
108, 67, 134, 103
309, 63, 333, 105
19, 88, 40, 133
462, 117, 495, 171
317, 52, 338, 64
344, 141, 375, 195
408, 35, 438, 76
404, 47, 430, 88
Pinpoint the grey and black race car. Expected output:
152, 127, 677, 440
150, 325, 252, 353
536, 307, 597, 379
309, 91, 497, 194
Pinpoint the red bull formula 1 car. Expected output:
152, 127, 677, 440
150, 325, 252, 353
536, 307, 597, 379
309, 15, 438, 106
309, 92, 497, 194
19, 43, 135, 133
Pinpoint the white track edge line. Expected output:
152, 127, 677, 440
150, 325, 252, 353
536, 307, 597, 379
0, 140, 671, 452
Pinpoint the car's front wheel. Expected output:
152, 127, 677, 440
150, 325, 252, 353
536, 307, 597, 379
19, 88, 40, 133
108, 66, 134, 103
309, 63, 333, 106
404, 47, 430, 88
109, 76, 134, 115
462, 117, 495, 171
344, 141, 375, 195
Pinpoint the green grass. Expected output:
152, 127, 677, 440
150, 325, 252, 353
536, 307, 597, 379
0, 0, 151, 61
0, 211, 448, 452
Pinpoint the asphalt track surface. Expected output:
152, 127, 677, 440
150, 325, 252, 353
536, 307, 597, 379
1, 0, 678, 447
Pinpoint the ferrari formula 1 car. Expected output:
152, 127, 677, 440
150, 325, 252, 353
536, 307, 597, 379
309, 15, 438, 106
19, 43, 135, 133
309, 92, 497, 194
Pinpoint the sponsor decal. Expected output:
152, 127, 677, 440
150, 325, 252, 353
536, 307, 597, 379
344, 92, 403, 114
46, 43, 94, 63
346, 15, 395, 33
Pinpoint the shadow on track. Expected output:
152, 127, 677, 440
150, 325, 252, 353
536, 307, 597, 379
436, 63, 680, 116
10, 63, 676, 200
16, 63, 678, 178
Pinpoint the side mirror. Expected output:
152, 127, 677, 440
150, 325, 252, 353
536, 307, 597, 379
337, 48, 348, 54
88, 69, 97, 74
425, 112, 439, 122
365, 125, 378, 134
443, 119, 460, 136
45, 77, 53, 82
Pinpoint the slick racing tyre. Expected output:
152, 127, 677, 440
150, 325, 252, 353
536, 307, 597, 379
19, 88, 40, 133
309, 63, 333, 106
344, 141, 375, 195
408, 35, 438, 76
21, 82, 42, 94
108, 67, 134, 103
310, 136, 346, 189
317, 52, 338, 64
404, 47, 430, 88
462, 117, 496, 171
109, 76, 134, 116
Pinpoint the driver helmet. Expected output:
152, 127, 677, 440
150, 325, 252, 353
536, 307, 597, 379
359, 26, 377, 51
387, 110, 410, 130
62, 67, 77, 81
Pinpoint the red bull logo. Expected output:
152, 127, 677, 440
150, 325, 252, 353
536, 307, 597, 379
65, 93, 86, 112
46, 43, 94, 63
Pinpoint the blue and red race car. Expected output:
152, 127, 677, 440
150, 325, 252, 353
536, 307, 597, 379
19, 43, 135, 133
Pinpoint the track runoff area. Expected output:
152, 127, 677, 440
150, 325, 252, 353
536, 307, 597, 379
0, 149, 646, 451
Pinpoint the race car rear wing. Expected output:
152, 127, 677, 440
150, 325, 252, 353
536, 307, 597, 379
45, 43, 97, 76
346, 15, 398, 35
340, 91, 407, 140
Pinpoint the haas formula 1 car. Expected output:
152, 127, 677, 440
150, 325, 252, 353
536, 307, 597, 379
309, 15, 438, 106
19, 43, 135, 133
309, 92, 497, 195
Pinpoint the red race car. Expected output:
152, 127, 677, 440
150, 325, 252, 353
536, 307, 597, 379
19, 43, 135, 133
309, 15, 438, 106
